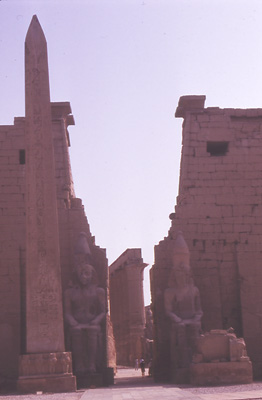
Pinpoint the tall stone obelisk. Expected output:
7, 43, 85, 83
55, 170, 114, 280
25, 14, 64, 354
18, 15, 76, 393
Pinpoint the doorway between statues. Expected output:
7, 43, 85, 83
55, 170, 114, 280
114, 366, 154, 388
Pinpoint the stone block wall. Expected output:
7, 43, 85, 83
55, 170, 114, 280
0, 118, 26, 383
158, 95, 262, 377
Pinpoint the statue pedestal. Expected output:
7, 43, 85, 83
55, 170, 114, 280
171, 367, 190, 384
76, 372, 103, 389
17, 352, 76, 393
76, 367, 114, 389
190, 361, 253, 385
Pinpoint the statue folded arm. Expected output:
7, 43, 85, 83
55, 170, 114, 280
64, 286, 106, 330
193, 287, 203, 322
64, 288, 80, 328
89, 287, 106, 326
164, 288, 182, 324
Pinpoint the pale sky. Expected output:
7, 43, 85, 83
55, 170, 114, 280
0, 0, 262, 305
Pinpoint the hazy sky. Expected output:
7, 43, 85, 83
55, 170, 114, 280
1, 0, 262, 305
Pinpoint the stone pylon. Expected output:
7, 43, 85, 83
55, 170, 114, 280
17, 15, 76, 393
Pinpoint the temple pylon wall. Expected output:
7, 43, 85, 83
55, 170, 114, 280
152, 95, 262, 379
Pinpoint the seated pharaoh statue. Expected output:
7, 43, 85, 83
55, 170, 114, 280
164, 261, 203, 368
64, 233, 106, 375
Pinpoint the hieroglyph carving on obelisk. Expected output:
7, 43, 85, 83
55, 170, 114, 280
25, 15, 64, 353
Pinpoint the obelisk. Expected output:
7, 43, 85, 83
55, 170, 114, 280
18, 15, 76, 393
25, 14, 64, 354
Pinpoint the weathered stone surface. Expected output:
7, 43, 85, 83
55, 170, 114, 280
17, 375, 76, 394
193, 329, 250, 365
19, 352, 73, 376
194, 330, 230, 363
190, 361, 253, 385
175, 95, 206, 118
17, 352, 76, 393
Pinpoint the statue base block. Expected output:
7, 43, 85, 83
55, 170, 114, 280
17, 352, 76, 393
76, 368, 114, 388
190, 361, 253, 385
17, 374, 76, 393
170, 367, 190, 384
76, 372, 103, 389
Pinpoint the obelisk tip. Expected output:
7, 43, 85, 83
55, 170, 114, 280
25, 13, 50, 112
25, 15, 46, 45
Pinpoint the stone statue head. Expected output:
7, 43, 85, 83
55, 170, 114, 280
75, 262, 98, 287
168, 261, 192, 288
73, 232, 99, 286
